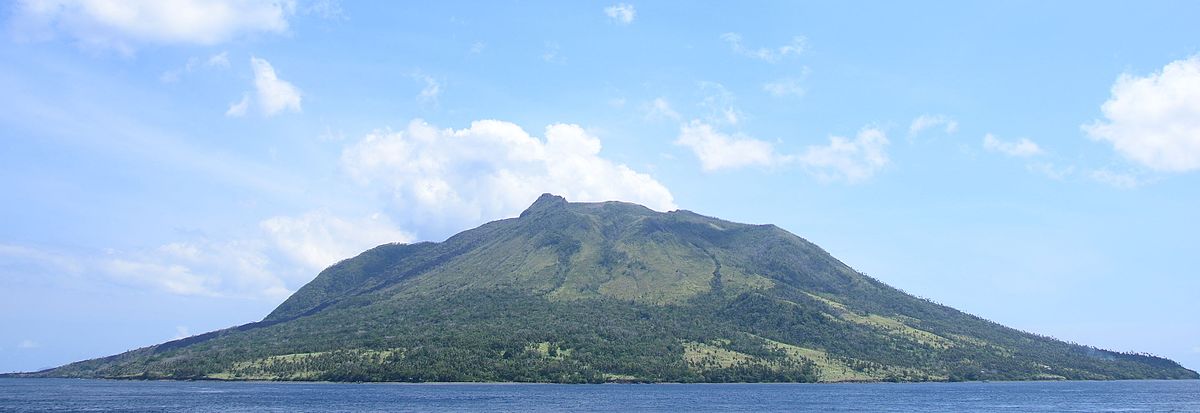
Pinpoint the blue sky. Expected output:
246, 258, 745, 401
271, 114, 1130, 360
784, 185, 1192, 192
2, 0, 1199, 373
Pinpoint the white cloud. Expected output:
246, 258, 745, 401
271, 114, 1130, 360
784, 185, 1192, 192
0, 243, 83, 275
250, 57, 302, 116
102, 239, 291, 300
225, 93, 249, 117
1084, 55, 1200, 172
303, 0, 346, 21
763, 78, 806, 97
469, 41, 486, 54
983, 133, 1043, 157
341, 119, 676, 236
173, 326, 191, 340
796, 128, 890, 183
675, 120, 781, 171
909, 114, 958, 136
698, 81, 742, 125
261, 211, 413, 272
604, 3, 636, 25
3, 208, 410, 300
1026, 162, 1075, 181
13, 0, 294, 53
412, 73, 441, 105
17, 340, 37, 349
720, 32, 806, 63
158, 51, 228, 82
159, 51, 230, 83
542, 41, 565, 64
644, 97, 680, 121
205, 51, 230, 68
673, 121, 890, 182
1089, 169, 1142, 189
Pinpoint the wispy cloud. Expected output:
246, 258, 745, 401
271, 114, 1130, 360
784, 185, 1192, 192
698, 81, 743, 125
304, 0, 348, 21
604, 3, 636, 25
674, 121, 890, 183
1026, 162, 1075, 181
226, 57, 302, 117
909, 114, 958, 137
1089, 169, 1142, 189
542, 41, 566, 64
12, 0, 294, 54
763, 77, 806, 97
644, 97, 680, 121
983, 133, 1043, 157
721, 33, 806, 63
412, 72, 442, 106
796, 128, 890, 183
225, 93, 250, 117
160, 51, 231, 83
251, 57, 302, 116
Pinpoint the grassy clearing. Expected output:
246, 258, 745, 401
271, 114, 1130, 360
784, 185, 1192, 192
755, 337, 881, 382
683, 341, 760, 369
803, 292, 954, 349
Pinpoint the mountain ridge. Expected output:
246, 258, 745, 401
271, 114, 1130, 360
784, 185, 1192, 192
11, 194, 1197, 383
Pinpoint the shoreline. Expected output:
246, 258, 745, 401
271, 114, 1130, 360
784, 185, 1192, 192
1, 375, 1195, 385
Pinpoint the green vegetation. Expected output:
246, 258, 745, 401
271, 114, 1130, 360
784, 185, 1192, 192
15, 194, 1198, 383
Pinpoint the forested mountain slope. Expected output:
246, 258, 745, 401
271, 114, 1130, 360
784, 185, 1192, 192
20, 194, 1197, 383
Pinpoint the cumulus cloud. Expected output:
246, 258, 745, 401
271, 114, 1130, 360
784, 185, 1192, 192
604, 3, 635, 25
12, 0, 294, 53
250, 57, 302, 116
720, 33, 806, 63
1084, 55, 1200, 172
675, 120, 781, 171
261, 211, 412, 272
796, 128, 890, 183
341, 119, 676, 236
909, 114, 958, 136
983, 133, 1043, 157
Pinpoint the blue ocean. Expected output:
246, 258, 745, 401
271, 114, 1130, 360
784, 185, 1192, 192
1, 378, 1197, 412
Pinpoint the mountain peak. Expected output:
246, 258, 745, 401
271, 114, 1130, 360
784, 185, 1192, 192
520, 193, 568, 217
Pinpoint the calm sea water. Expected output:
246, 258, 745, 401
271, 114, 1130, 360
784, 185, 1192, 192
0, 378, 1197, 412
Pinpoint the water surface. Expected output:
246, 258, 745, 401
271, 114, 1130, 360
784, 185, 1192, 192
1, 378, 1197, 412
